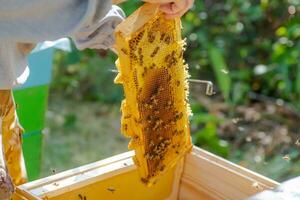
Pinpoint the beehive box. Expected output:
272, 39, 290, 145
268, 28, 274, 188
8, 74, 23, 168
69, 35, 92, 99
13, 146, 278, 200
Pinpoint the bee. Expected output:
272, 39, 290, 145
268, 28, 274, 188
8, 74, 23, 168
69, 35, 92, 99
149, 140, 155, 147
121, 48, 128, 55
124, 114, 131, 119
179, 50, 184, 58
129, 40, 137, 51
148, 31, 156, 43
138, 88, 142, 95
138, 47, 142, 55
164, 35, 173, 44
252, 182, 262, 190
159, 165, 165, 171
150, 63, 156, 69
78, 194, 87, 200
123, 124, 128, 131
165, 139, 171, 144
282, 155, 290, 162
153, 123, 160, 131
175, 112, 183, 120
150, 95, 156, 100
164, 54, 171, 63
152, 99, 158, 105
160, 33, 166, 41
139, 55, 144, 66
158, 86, 164, 92
51, 168, 56, 174
141, 178, 149, 184
136, 30, 145, 41
107, 187, 116, 193
130, 53, 138, 61
143, 67, 148, 73
167, 74, 172, 82
163, 124, 170, 130
150, 47, 160, 57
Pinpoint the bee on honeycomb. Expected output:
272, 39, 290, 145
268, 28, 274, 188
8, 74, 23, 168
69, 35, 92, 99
114, 3, 192, 185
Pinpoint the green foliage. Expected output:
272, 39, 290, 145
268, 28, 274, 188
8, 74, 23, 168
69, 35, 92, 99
63, 113, 77, 128
52, 1, 300, 106
193, 121, 229, 158
120, 0, 142, 15
184, 0, 300, 106
208, 45, 231, 101
191, 103, 229, 157
52, 47, 123, 103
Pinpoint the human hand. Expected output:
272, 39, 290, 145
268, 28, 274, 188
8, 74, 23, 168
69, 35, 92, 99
143, 0, 194, 19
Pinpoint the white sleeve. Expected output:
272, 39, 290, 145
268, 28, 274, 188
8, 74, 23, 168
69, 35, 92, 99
0, 0, 124, 48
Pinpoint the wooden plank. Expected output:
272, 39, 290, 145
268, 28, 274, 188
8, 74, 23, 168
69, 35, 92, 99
21, 155, 135, 199
166, 158, 184, 200
15, 151, 176, 200
22, 151, 134, 190
30, 158, 135, 198
180, 180, 215, 200
179, 147, 279, 200
192, 147, 278, 186
14, 187, 42, 200
15, 146, 279, 200
114, 3, 160, 38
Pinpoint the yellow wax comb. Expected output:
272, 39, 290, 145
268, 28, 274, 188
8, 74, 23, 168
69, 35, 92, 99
114, 3, 192, 185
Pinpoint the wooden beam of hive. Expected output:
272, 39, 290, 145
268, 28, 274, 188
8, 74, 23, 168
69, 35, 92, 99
114, 3, 192, 185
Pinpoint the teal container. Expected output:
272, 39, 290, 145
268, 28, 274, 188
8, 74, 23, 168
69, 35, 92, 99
13, 39, 70, 180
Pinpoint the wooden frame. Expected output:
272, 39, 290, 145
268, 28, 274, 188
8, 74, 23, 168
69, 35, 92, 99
179, 147, 278, 200
13, 146, 279, 200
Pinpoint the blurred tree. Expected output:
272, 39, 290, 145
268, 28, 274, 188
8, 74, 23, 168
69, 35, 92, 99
183, 0, 300, 106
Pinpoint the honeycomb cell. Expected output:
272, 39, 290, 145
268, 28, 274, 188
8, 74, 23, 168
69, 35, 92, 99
114, 3, 192, 185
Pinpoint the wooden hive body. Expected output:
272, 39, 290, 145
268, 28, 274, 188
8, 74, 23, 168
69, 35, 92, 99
13, 147, 279, 200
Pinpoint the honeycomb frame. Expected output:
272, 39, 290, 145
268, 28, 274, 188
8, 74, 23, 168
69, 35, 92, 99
114, 3, 192, 185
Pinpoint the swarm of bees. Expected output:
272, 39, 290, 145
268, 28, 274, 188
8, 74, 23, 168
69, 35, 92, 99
114, 3, 192, 185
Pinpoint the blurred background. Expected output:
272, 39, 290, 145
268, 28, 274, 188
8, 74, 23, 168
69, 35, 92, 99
41, 0, 300, 182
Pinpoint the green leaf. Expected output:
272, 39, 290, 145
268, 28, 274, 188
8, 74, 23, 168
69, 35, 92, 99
208, 45, 231, 101
193, 122, 229, 158
296, 62, 300, 99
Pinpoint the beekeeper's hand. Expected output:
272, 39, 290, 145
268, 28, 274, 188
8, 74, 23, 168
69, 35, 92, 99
144, 0, 194, 19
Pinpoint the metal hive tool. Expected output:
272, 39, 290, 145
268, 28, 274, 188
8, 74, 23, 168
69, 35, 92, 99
114, 3, 192, 185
